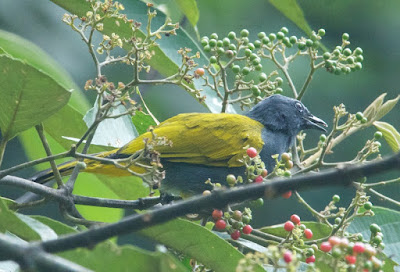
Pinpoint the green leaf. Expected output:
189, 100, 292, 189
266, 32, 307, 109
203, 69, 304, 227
268, 0, 312, 36
51, 0, 222, 113
260, 221, 332, 240
132, 111, 157, 135
0, 55, 71, 141
363, 93, 386, 122
140, 218, 264, 272
373, 121, 400, 152
0, 198, 41, 241
174, 0, 199, 27
347, 206, 399, 270
375, 95, 400, 122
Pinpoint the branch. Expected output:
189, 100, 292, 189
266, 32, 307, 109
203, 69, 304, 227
0, 233, 92, 272
37, 152, 400, 253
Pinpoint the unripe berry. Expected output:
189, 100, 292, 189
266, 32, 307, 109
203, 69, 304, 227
281, 152, 291, 162
282, 191, 292, 199
285, 160, 294, 169
255, 64, 263, 71
304, 229, 313, 239
374, 131, 382, 140
261, 169, 268, 177
290, 214, 301, 225
209, 39, 217, 47
323, 52, 331, 60
195, 68, 205, 76
355, 112, 364, 121
244, 49, 252, 57
212, 209, 223, 220
246, 147, 258, 158
247, 43, 255, 51
297, 42, 306, 50
364, 201, 373, 210
240, 29, 249, 37
242, 225, 253, 234
281, 27, 289, 34
232, 65, 240, 73
254, 40, 261, 48
283, 251, 292, 263
222, 37, 230, 46
228, 31, 236, 40
210, 33, 218, 40
229, 44, 237, 50
215, 219, 226, 230
276, 31, 285, 40
77, 162, 87, 169
343, 48, 352, 56
318, 29, 326, 36
320, 134, 327, 142
328, 236, 341, 246
258, 32, 266, 39
251, 198, 264, 207
210, 56, 217, 64
232, 210, 243, 221
342, 33, 350, 41
284, 221, 295, 232
305, 255, 315, 263
203, 45, 211, 52
289, 36, 297, 44
332, 194, 340, 203
242, 67, 250, 75
268, 33, 276, 41
320, 242, 332, 252
231, 230, 241, 240
262, 37, 270, 44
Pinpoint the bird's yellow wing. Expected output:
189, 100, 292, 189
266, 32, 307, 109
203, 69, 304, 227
117, 113, 265, 167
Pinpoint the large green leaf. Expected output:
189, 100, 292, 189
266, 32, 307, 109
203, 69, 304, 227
374, 121, 400, 152
140, 218, 264, 272
174, 0, 199, 27
51, 0, 221, 113
268, 0, 312, 36
347, 206, 399, 270
132, 111, 157, 135
0, 55, 71, 141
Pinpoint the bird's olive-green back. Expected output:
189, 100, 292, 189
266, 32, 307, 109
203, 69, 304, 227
118, 113, 265, 167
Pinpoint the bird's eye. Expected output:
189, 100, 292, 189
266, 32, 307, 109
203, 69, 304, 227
295, 102, 304, 112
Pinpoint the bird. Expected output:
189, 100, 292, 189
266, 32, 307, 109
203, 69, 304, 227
31, 95, 327, 196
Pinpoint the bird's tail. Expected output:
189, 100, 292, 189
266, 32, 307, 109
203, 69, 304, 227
29, 160, 78, 184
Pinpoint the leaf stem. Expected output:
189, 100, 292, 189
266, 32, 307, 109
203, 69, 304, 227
0, 137, 7, 169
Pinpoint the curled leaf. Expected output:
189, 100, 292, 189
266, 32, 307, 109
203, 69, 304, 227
373, 121, 400, 152
363, 93, 386, 122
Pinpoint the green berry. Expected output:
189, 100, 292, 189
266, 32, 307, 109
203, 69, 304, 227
228, 31, 236, 40
210, 56, 217, 64
343, 48, 352, 56
323, 52, 331, 60
252, 58, 261, 65
226, 174, 236, 186
244, 49, 252, 57
209, 39, 217, 47
355, 62, 362, 70
268, 33, 276, 41
250, 53, 258, 61
262, 37, 270, 44
305, 248, 314, 257
222, 37, 230, 46
355, 47, 363, 55
232, 210, 243, 221
254, 40, 261, 48
347, 56, 354, 64
320, 134, 327, 142
355, 112, 363, 121
342, 33, 350, 41
334, 67, 341, 75
283, 170, 291, 177
251, 198, 264, 208
217, 47, 225, 55
242, 67, 250, 75
364, 201, 373, 210
374, 131, 383, 140
325, 60, 334, 68
356, 55, 364, 62
210, 33, 218, 40
259, 72, 267, 82
258, 32, 266, 39
77, 161, 87, 169
370, 223, 381, 234
203, 45, 211, 52
247, 43, 255, 51
372, 235, 382, 244
332, 49, 340, 56
332, 194, 340, 203
242, 37, 249, 45
283, 37, 291, 46
275, 77, 283, 86
280, 27, 289, 34
318, 29, 326, 36
225, 50, 234, 58
275, 87, 283, 94
297, 42, 306, 50
255, 64, 263, 71
289, 36, 297, 44
240, 29, 249, 37
277, 31, 285, 40
305, 39, 313, 47
361, 117, 368, 124
310, 33, 318, 41
332, 248, 342, 258
232, 65, 240, 73
335, 217, 342, 224
216, 40, 223, 47
251, 86, 261, 96
242, 216, 251, 224
229, 44, 237, 50
201, 39, 208, 46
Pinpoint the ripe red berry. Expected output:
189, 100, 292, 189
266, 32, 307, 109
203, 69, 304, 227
231, 230, 241, 240
290, 214, 301, 225
246, 147, 258, 158
328, 236, 341, 246
283, 251, 292, 263
282, 191, 292, 199
320, 241, 332, 252
215, 219, 226, 230
242, 225, 253, 234
345, 255, 356, 264
195, 68, 205, 76
284, 221, 295, 232
305, 255, 315, 263
212, 209, 223, 220
353, 242, 365, 254
254, 175, 263, 183
304, 229, 313, 239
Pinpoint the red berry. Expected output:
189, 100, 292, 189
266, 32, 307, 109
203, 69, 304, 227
328, 236, 341, 246
290, 214, 301, 225
242, 225, 253, 234
282, 191, 292, 199
246, 147, 258, 158
254, 175, 263, 183
284, 221, 295, 232
304, 229, 313, 239
283, 251, 292, 263
353, 242, 365, 254
215, 219, 226, 230
231, 230, 241, 240
345, 255, 356, 264
195, 68, 205, 76
212, 209, 223, 220
320, 241, 332, 252
305, 255, 315, 263
261, 169, 268, 177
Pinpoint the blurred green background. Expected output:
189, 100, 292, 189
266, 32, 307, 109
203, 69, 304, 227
0, 0, 399, 241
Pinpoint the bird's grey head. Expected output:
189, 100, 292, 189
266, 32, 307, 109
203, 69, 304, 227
246, 95, 327, 136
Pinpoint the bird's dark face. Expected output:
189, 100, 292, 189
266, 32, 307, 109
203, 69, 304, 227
247, 95, 327, 136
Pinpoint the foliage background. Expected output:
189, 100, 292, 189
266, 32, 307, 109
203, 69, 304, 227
0, 0, 399, 249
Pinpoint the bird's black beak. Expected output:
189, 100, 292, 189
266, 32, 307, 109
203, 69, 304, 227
304, 114, 328, 132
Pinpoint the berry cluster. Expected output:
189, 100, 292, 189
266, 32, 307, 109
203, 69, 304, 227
212, 208, 253, 240
319, 233, 384, 271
